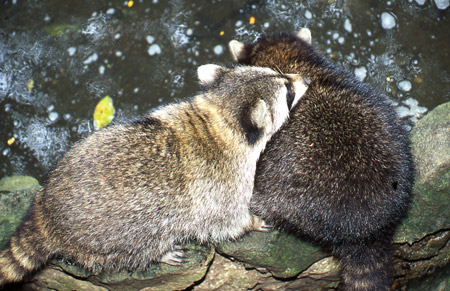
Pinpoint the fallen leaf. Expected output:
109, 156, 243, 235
7, 137, 15, 146
27, 79, 34, 92
93, 96, 115, 130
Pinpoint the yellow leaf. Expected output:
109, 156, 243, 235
249, 16, 256, 25
27, 79, 34, 92
93, 96, 115, 130
7, 137, 15, 146
128, 0, 134, 7
219, 31, 225, 36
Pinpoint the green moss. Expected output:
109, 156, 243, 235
52, 243, 214, 291
0, 175, 40, 192
217, 231, 326, 278
0, 176, 40, 247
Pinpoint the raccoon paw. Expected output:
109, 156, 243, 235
159, 247, 188, 266
252, 215, 273, 232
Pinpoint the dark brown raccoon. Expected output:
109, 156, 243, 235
230, 29, 414, 290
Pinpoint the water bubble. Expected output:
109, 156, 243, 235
186, 28, 193, 36
63, 113, 72, 120
134, 87, 139, 93
398, 80, 412, 91
235, 20, 243, 27
213, 45, 224, 55
114, 33, 121, 39
434, 0, 449, 9
106, 8, 115, 15
396, 106, 411, 118
381, 12, 396, 30
99, 65, 105, 74
338, 37, 345, 44
2, 148, 10, 156
344, 19, 352, 33
49, 112, 59, 122
354, 66, 367, 81
47, 105, 55, 112
415, 0, 426, 5
148, 44, 161, 56
67, 47, 77, 56
115, 51, 123, 57
304, 9, 313, 19
264, 22, 270, 28
146, 35, 155, 44
83, 53, 98, 65
396, 98, 428, 121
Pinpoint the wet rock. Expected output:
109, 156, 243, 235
395, 101, 450, 243
393, 230, 450, 289
0, 175, 40, 192
0, 175, 40, 247
21, 244, 214, 291
193, 253, 261, 291
216, 230, 327, 278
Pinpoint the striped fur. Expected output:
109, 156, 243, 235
0, 64, 308, 287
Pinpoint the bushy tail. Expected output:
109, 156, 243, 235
0, 213, 54, 287
333, 236, 393, 291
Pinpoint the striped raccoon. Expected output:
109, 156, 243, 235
229, 29, 414, 290
0, 64, 309, 287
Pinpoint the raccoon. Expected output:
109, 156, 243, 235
0, 64, 309, 287
229, 29, 414, 290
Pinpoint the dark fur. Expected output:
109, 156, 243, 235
232, 32, 414, 290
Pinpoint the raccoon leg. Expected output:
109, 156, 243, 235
251, 215, 273, 232
159, 245, 188, 266
0, 217, 55, 286
333, 235, 393, 291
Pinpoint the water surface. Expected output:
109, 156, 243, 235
0, 0, 449, 181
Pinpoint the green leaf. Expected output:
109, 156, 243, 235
93, 96, 115, 130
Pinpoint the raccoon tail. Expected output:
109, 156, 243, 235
0, 201, 55, 286
333, 236, 393, 291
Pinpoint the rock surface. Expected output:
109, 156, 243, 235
395, 101, 450, 243
1, 102, 449, 290
0, 175, 40, 247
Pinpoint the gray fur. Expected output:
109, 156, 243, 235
0, 65, 308, 286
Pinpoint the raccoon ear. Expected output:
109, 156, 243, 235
249, 99, 268, 129
296, 28, 312, 44
197, 64, 226, 86
229, 40, 246, 62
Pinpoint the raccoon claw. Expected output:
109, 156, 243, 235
160, 249, 188, 266
252, 215, 273, 232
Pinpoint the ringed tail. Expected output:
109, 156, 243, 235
0, 192, 55, 287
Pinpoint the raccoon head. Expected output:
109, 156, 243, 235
228, 28, 317, 76
197, 64, 309, 145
